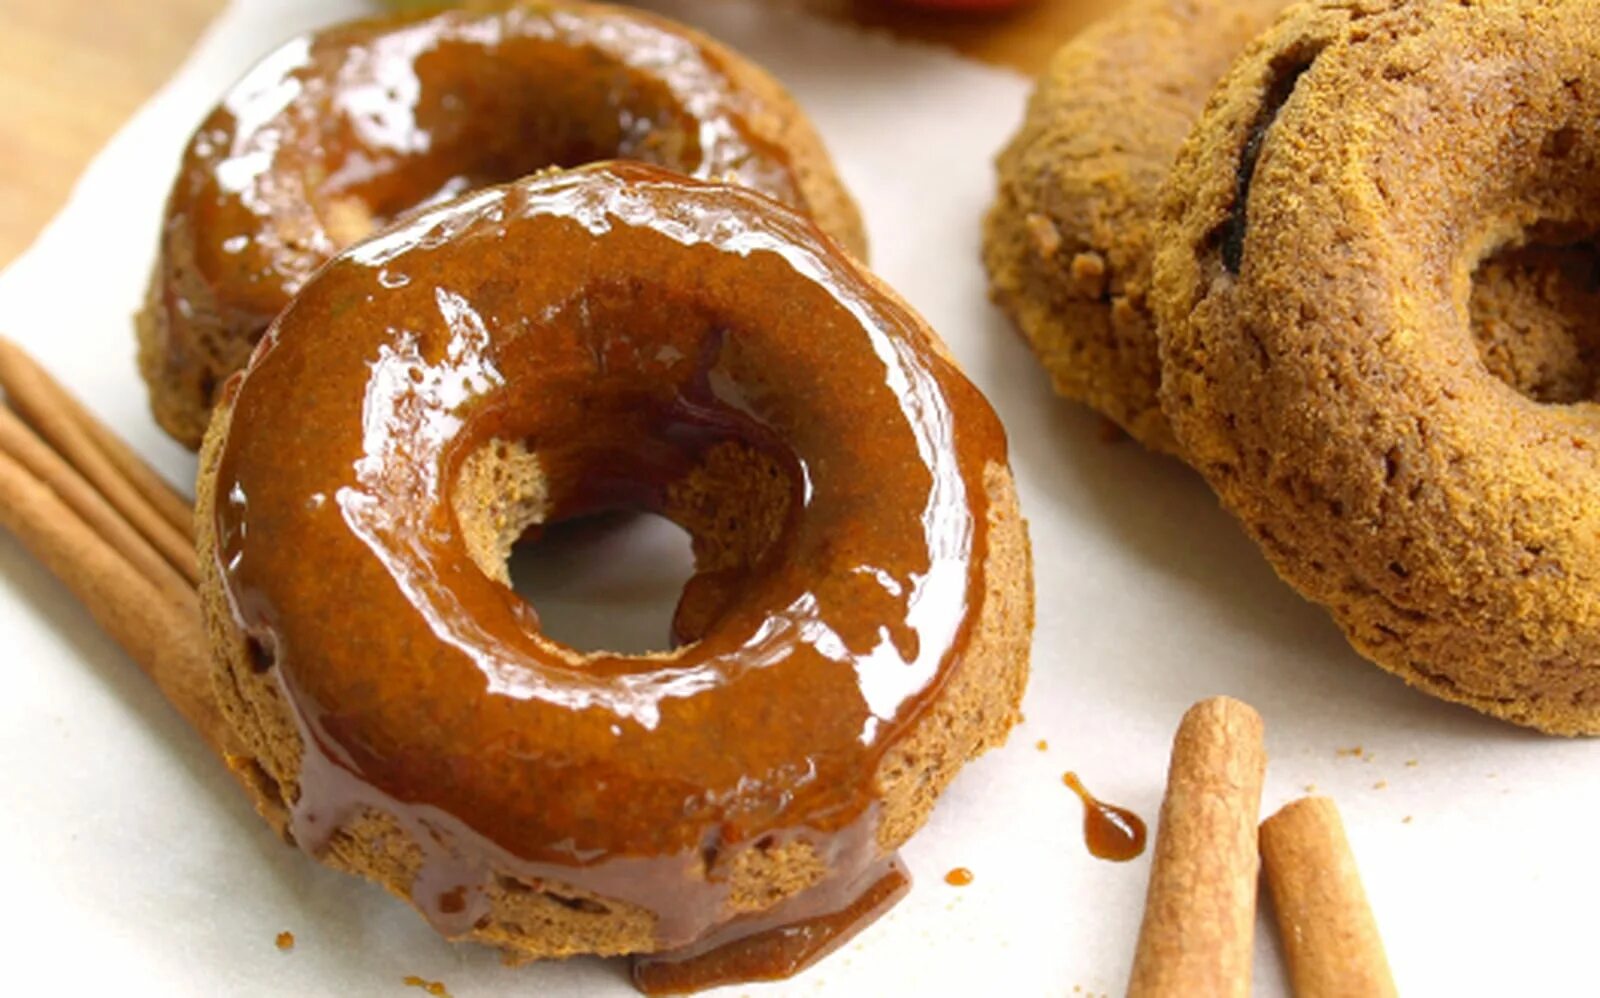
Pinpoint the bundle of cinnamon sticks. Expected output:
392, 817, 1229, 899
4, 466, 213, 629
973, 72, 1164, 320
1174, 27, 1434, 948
0, 337, 235, 761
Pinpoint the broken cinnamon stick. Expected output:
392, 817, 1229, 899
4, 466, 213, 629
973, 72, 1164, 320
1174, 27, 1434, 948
1261, 797, 1396, 998
1128, 696, 1267, 997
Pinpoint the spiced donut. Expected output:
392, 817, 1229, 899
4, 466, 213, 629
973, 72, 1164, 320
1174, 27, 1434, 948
140, 1, 867, 450
1154, 0, 1600, 733
195, 163, 1032, 985
984, 0, 1286, 453
986, 0, 1600, 456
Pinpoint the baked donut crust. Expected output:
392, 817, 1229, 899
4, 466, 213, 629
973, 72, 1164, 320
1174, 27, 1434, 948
986, 0, 1600, 456
1154, 0, 1600, 733
195, 163, 1031, 971
984, 0, 1286, 453
141, 0, 867, 450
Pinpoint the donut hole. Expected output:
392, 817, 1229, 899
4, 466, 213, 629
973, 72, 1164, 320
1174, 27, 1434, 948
453, 433, 794, 656
1470, 236, 1600, 404
507, 512, 696, 656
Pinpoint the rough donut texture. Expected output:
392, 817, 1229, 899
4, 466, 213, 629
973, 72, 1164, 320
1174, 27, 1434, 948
985, 0, 1287, 453
986, 0, 1600, 456
139, 0, 868, 450
1154, 0, 1600, 733
193, 167, 1032, 961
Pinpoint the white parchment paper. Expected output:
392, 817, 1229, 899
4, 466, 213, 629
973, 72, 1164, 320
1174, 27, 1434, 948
1, 0, 1595, 994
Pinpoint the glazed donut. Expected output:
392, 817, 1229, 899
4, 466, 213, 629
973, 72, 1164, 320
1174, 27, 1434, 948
140, 0, 868, 449
196, 163, 1032, 983
986, 0, 1600, 455
1154, 0, 1600, 733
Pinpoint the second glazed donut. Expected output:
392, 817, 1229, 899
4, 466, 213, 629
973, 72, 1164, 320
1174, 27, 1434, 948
140, 0, 867, 449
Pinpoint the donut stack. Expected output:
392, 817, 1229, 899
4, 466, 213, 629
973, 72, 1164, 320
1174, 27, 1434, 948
988, 0, 1600, 735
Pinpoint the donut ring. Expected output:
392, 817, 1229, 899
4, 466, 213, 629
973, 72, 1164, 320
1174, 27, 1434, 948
140, 0, 867, 449
986, 0, 1600, 455
1154, 0, 1600, 733
984, 0, 1285, 453
196, 163, 1031, 977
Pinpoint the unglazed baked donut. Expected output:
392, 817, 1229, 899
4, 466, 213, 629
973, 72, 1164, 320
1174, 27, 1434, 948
140, 1, 868, 450
196, 163, 1031, 987
1154, 0, 1600, 733
986, 0, 1600, 455
985, 0, 1285, 453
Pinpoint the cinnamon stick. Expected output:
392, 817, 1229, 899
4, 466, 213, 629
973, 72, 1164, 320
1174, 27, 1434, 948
1261, 797, 1396, 998
0, 406, 190, 606
0, 447, 233, 758
0, 337, 197, 582
49, 369, 194, 536
1128, 696, 1267, 997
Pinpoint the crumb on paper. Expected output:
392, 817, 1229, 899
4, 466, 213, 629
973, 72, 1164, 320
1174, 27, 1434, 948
1303, 783, 1317, 793
1036, 739, 1049, 751
274, 931, 294, 951
402, 976, 451, 997
1405, 759, 1419, 767
1402, 815, 1414, 824
1373, 780, 1388, 790
1336, 745, 1363, 758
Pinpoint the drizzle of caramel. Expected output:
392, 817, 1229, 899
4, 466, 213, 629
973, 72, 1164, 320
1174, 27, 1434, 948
212, 164, 1008, 989
944, 867, 974, 887
632, 858, 909, 995
1061, 772, 1147, 862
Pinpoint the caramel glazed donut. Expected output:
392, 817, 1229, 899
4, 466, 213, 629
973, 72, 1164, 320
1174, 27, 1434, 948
140, 0, 868, 450
1155, 0, 1600, 734
985, 0, 1600, 455
196, 163, 1032, 987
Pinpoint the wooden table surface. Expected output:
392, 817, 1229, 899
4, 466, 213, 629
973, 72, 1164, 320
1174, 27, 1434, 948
0, 0, 1107, 265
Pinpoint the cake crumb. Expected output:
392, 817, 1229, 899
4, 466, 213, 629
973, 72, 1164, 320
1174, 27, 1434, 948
1303, 783, 1317, 793
1372, 780, 1388, 790
402, 976, 451, 997
944, 867, 974, 887
274, 931, 294, 951
1036, 739, 1049, 751
1336, 745, 1363, 758
1404, 759, 1419, 767
1402, 816, 1414, 824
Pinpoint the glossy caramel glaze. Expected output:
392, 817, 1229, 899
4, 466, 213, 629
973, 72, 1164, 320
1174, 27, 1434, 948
141, 0, 866, 448
207, 163, 1013, 980
1062, 772, 1146, 863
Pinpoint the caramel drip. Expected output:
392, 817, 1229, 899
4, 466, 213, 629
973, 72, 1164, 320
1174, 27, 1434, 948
1062, 772, 1147, 863
631, 856, 909, 994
